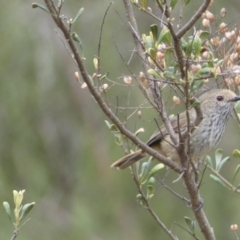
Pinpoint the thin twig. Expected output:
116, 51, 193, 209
131, 169, 178, 240
176, 0, 211, 38
174, 222, 200, 240
206, 164, 240, 194
10, 230, 19, 240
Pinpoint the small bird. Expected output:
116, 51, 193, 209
111, 89, 240, 170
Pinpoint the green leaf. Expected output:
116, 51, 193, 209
193, 38, 202, 57
147, 163, 164, 180
72, 7, 84, 24
233, 164, 240, 183
190, 80, 204, 93
141, 0, 148, 9
20, 202, 35, 221
170, 0, 178, 9
145, 36, 153, 50
216, 156, 230, 172
184, 0, 191, 5
32, 3, 50, 13
233, 149, 240, 158
147, 177, 155, 199
140, 157, 153, 181
195, 67, 213, 76
199, 31, 210, 42
71, 32, 83, 52
215, 59, 224, 68
149, 48, 157, 59
215, 148, 223, 170
184, 216, 195, 232
210, 174, 229, 189
135, 128, 145, 136
150, 24, 158, 42
105, 120, 119, 132
157, 26, 171, 45
147, 69, 161, 78
3, 202, 12, 223
205, 155, 213, 167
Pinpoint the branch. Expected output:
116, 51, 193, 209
10, 230, 18, 240
176, 0, 211, 38
122, 0, 179, 147
131, 170, 178, 240
207, 164, 240, 194
43, 0, 183, 174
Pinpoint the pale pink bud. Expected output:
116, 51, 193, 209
202, 18, 210, 28
205, 10, 215, 22
220, 8, 226, 18
202, 51, 209, 59
230, 224, 238, 231
173, 96, 181, 105
75, 72, 81, 82
139, 72, 146, 82
156, 51, 164, 62
219, 22, 228, 33
123, 76, 132, 85
81, 82, 87, 89
137, 111, 142, 118
191, 64, 202, 73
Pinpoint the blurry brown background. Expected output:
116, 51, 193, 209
1, 0, 240, 239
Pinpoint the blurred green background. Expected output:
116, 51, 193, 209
1, 0, 240, 239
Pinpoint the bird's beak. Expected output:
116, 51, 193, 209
228, 96, 240, 102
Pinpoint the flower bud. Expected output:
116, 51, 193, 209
139, 72, 146, 82
173, 96, 181, 105
156, 51, 164, 62
202, 18, 210, 28
137, 111, 142, 118
230, 224, 238, 231
202, 51, 209, 59
210, 36, 220, 46
191, 64, 202, 73
123, 76, 132, 85
219, 22, 228, 33
75, 72, 80, 82
220, 8, 226, 18
81, 82, 87, 89
157, 43, 166, 51
205, 10, 215, 22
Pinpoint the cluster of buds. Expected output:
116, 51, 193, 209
202, 10, 215, 28
156, 43, 166, 68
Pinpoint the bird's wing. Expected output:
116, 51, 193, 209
146, 109, 196, 147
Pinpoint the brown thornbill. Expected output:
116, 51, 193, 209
111, 89, 240, 170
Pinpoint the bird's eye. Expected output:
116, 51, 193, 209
216, 95, 224, 101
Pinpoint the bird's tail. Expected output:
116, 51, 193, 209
111, 150, 146, 170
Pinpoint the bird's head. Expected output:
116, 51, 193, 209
199, 89, 240, 117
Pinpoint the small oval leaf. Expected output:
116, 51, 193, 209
72, 7, 84, 24
3, 202, 12, 223
20, 202, 35, 221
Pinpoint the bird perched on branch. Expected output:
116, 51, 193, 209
111, 89, 240, 170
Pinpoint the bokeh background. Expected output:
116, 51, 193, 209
1, 0, 240, 239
